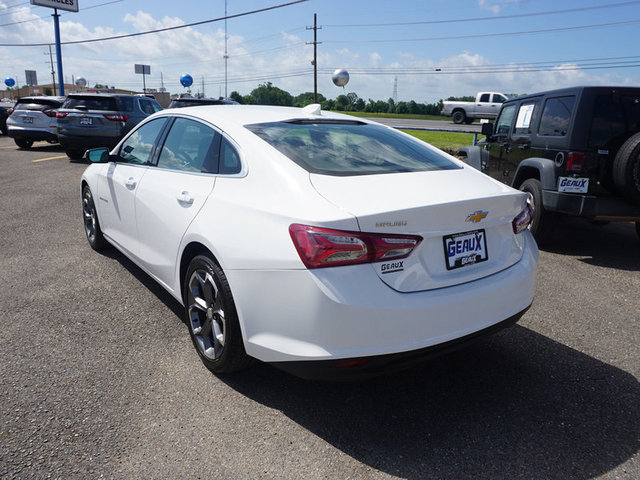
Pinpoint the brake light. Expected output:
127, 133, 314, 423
289, 224, 422, 269
104, 114, 129, 121
567, 152, 585, 173
7, 108, 13, 115
43, 109, 57, 118
512, 205, 533, 234
55, 112, 67, 118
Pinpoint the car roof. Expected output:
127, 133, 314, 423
17, 96, 65, 103
158, 104, 365, 131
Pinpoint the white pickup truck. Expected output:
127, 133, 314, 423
441, 92, 509, 124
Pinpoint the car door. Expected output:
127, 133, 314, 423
96, 117, 168, 254
134, 117, 220, 287
475, 92, 491, 116
501, 100, 541, 186
486, 103, 517, 184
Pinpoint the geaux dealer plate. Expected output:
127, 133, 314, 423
443, 229, 488, 270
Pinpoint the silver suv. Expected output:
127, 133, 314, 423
56, 93, 162, 159
6, 96, 65, 149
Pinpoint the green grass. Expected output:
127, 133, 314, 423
334, 111, 448, 121
402, 130, 482, 153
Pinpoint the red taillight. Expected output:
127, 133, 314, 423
43, 109, 57, 118
289, 224, 422, 269
567, 152, 585, 173
104, 114, 129, 121
512, 205, 533, 234
7, 108, 13, 115
55, 112, 67, 118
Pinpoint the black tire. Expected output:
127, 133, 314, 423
452, 110, 466, 124
183, 254, 252, 374
520, 178, 556, 245
15, 138, 33, 149
612, 132, 640, 205
66, 148, 85, 161
1, 127, 7, 135
82, 185, 107, 251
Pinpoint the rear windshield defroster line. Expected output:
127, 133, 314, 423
245, 121, 461, 176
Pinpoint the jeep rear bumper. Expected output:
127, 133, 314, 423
543, 190, 640, 221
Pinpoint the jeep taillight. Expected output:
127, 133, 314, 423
43, 109, 57, 118
55, 112, 67, 118
104, 114, 129, 121
567, 152, 585, 173
289, 224, 422, 269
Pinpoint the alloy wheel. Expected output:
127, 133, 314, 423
187, 270, 226, 360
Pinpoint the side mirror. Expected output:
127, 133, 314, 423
86, 148, 110, 163
481, 122, 494, 138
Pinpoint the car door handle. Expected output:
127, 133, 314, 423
177, 191, 194, 205
125, 177, 137, 189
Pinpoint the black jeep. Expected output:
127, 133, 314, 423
460, 86, 640, 243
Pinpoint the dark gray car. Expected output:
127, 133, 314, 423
56, 93, 162, 159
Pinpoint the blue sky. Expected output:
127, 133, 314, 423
1, 0, 639, 102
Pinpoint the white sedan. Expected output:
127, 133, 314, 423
81, 104, 538, 379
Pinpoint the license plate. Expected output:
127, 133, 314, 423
558, 177, 589, 193
79, 117, 93, 125
22, 117, 33, 123
443, 229, 488, 270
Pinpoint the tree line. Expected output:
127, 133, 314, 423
229, 81, 462, 115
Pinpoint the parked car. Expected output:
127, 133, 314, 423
168, 96, 238, 108
0, 106, 8, 135
80, 104, 537, 379
56, 93, 162, 159
460, 86, 640, 243
441, 91, 509, 124
6, 96, 65, 148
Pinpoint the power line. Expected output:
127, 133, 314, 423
324, 19, 640, 44
0, 0, 124, 28
0, 0, 308, 46
323, 1, 640, 28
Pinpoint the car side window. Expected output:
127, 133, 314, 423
479, 93, 490, 102
494, 104, 517, 135
139, 98, 162, 115
513, 101, 539, 136
157, 118, 217, 173
219, 137, 241, 174
117, 118, 167, 165
538, 96, 576, 137
493, 94, 507, 103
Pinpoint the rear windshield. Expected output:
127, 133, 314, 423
14, 99, 62, 111
245, 120, 461, 176
589, 94, 640, 147
63, 97, 117, 111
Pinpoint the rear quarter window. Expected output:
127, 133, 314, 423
246, 121, 460, 176
538, 96, 576, 137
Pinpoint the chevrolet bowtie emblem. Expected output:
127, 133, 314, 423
466, 210, 488, 223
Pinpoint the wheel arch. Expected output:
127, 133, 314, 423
179, 241, 217, 301
512, 158, 556, 190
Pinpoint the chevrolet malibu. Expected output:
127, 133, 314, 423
81, 104, 538, 379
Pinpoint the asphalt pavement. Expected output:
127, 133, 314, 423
0, 134, 638, 479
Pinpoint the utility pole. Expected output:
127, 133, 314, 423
224, 0, 228, 98
46, 45, 56, 93
306, 14, 321, 103
52, 9, 64, 95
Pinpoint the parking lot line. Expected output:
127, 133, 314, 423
32, 155, 68, 163
0, 145, 17, 149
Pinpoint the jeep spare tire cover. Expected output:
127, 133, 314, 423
612, 132, 640, 205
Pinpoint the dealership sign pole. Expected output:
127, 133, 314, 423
30, 0, 79, 96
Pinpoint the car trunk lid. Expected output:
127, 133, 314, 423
310, 168, 529, 292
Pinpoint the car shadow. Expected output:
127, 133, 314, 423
21, 143, 64, 152
543, 217, 640, 271
220, 327, 639, 480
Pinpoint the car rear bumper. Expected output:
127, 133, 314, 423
543, 190, 640, 221
58, 133, 121, 151
7, 127, 57, 142
226, 231, 538, 372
